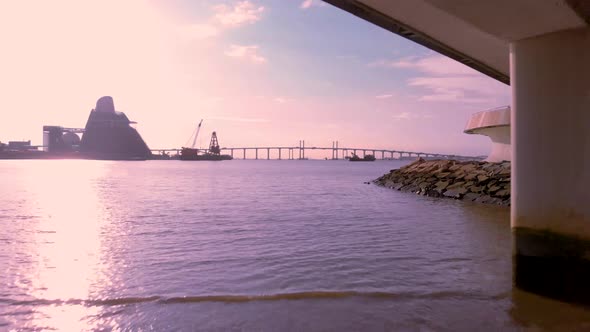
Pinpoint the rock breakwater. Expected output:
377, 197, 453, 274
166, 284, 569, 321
374, 159, 511, 206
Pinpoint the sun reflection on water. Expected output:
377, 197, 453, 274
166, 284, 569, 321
19, 161, 112, 330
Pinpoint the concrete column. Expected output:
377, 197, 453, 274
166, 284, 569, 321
243, 148, 246, 160
267, 148, 270, 160
511, 27, 590, 305
255, 149, 258, 160
279, 148, 281, 160
332, 141, 335, 160
302, 140, 305, 159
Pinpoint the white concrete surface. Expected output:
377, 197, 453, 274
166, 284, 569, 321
511, 27, 590, 239
464, 106, 511, 162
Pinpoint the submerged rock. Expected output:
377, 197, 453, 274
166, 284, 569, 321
374, 159, 511, 207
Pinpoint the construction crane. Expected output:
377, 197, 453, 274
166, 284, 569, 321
185, 119, 203, 149
208, 131, 221, 155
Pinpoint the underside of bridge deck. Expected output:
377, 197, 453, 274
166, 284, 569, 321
324, 0, 590, 304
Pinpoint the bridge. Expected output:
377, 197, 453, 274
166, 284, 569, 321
323, 0, 590, 304
150, 141, 480, 161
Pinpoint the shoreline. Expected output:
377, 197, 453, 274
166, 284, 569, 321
373, 158, 511, 206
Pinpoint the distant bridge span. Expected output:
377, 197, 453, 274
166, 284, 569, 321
151, 142, 480, 161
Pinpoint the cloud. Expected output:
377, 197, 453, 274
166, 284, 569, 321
375, 94, 393, 99
369, 54, 510, 104
391, 112, 434, 120
300, 0, 326, 9
300, 0, 314, 9
214, 1, 264, 27
408, 76, 504, 103
180, 1, 264, 39
225, 45, 267, 64
369, 55, 477, 76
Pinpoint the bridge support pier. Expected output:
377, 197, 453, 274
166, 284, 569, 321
301, 140, 305, 160
511, 27, 590, 305
243, 149, 246, 160
255, 149, 258, 160
267, 148, 270, 160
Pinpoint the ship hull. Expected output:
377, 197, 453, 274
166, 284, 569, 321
180, 148, 232, 161
180, 154, 232, 161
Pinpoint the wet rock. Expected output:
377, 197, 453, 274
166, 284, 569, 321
495, 189, 510, 197
436, 172, 451, 178
427, 189, 442, 197
474, 195, 494, 204
447, 182, 466, 190
488, 185, 502, 194
464, 193, 480, 202
452, 171, 466, 180
418, 181, 430, 191
477, 175, 490, 182
449, 164, 462, 171
434, 181, 450, 193
469, 186, 484, 193
444, 187, 468, 198
373, 159, 511, 207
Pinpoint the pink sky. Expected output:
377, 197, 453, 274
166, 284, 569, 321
0, 0, 510, 157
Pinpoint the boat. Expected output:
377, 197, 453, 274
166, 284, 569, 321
180, 121, 232, 161
180, 147, 232, 161
349, 153, 376, 162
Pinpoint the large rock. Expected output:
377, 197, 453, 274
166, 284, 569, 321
374, 159, 511, 207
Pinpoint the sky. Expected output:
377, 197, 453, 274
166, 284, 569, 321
0, 0, 510, 156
